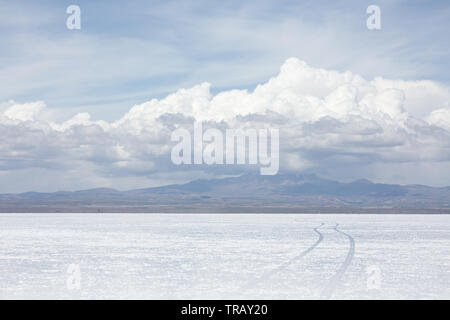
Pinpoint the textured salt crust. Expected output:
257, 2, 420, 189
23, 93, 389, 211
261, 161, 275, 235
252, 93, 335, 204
0, 213, 449, 299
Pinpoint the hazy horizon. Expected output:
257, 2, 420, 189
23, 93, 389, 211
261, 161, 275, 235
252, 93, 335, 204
2, 172, 450, 195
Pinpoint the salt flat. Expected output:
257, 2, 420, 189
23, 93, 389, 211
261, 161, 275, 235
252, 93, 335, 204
0, 213, 449, 299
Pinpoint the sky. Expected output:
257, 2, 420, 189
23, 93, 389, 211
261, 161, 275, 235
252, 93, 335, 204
0, 0, 449, 192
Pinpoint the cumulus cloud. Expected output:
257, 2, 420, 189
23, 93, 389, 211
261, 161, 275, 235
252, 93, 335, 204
1, 58, 450, 191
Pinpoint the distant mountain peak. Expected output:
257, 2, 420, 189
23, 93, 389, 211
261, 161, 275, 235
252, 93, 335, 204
351, 178, 373, 184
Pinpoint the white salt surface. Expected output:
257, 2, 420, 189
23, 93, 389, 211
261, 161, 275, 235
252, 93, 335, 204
0, 213, 449, 299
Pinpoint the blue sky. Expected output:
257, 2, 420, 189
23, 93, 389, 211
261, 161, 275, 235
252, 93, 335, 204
1, 0, 450, 192
1, 0, 449, 120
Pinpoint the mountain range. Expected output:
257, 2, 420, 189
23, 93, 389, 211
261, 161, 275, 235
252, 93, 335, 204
1, 173, 449, 213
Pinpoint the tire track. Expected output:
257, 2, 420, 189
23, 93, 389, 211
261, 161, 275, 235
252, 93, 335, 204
242, 223, 324, 291
320, 223, 355, 299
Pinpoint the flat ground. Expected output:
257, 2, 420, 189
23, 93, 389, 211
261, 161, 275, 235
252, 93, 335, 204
0, 213, 449, 299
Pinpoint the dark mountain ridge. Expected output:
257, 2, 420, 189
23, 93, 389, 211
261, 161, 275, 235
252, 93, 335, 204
1, 173, 449, 213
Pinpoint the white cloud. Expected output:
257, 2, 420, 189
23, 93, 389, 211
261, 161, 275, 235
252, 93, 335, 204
427, 108, 450, 131
1, 58, 450, 191
2, 101, 46, 122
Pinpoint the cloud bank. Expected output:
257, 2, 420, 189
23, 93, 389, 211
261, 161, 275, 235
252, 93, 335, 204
1, 58, 450, 192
